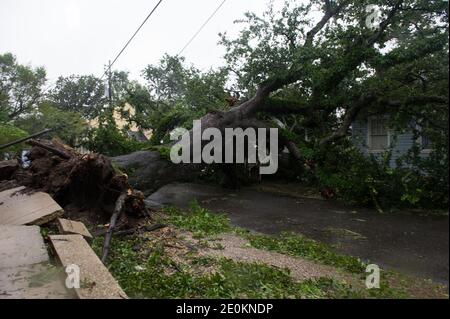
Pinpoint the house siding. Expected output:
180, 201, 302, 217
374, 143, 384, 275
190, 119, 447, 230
352, 118, 425, 168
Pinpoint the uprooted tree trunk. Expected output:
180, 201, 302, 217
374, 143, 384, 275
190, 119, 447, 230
10, 138, 149, 220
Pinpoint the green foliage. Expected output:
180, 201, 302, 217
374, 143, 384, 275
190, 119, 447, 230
209, 259, 331, 299
0, 123, 28, 157
49, 75, 107, 119
218, 0, 448, 211
162, 201, 231, 238
84, 120, 147, 157
148, 108, 190, 145
396, 143, 449, 209
305, 140, 449, 210
0, 52, 46, 120
219, 0, 314, 94
0, 109, 8, 122
14, 101, 88, 147
240, 231, 366, 274
124, 55, 228, 144
49, 71, 131, 120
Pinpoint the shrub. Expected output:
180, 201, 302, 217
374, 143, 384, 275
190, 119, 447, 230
84, 121, 148, 157
0, 123, 28, 158
301, 140, 448, 211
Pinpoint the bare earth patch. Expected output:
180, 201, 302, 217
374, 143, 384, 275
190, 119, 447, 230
199, 233, 342, 282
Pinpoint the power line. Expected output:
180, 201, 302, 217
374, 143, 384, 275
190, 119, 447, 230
101, 0, 164, 79
178, 0, 227, 56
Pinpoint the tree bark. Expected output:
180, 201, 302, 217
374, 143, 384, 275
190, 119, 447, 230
102, 192, 127, 263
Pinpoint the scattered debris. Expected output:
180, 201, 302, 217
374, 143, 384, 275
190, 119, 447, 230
200, 233, 342, 282
49, 234, 128, 299
20, 150, 31, 169
0, 186, 63, 225
92, 223, 167, 238
325, 227, 367, 240
57, 218, 93, 240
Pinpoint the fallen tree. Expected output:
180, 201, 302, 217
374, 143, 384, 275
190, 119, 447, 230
111, 150, 202, 195
114, 0, 448, 196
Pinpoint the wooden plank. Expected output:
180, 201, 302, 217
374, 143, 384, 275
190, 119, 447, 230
49, 234, 127, 299
0, 187, 63, 225
57, 218, 93, 239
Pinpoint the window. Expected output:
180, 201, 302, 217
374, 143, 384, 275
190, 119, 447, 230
368, 117, 389, 151
421, 134, 432, 151
417, 123, 433, 152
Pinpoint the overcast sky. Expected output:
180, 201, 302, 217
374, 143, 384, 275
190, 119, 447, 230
0, 0, 282, 84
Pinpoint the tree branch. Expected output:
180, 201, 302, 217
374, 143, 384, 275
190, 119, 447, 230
101, 192, 127, 263
305, 1, 348, 47
233, 1, 349, 117
319, 94, 448, 145
312, 1, 404, 99
319, 93, 374, 145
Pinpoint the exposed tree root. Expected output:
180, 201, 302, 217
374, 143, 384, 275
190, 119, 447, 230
9, 138, 149, 222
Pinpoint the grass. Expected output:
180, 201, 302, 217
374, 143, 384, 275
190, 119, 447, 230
162, 201, 231, 238
92, 235, 401, 299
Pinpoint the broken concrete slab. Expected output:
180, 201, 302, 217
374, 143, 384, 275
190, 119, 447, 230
0, 225, 73, 299
0, 186, 63, 225
49, 234, 127, 299
57, 218, 92, 239
0, 225, 48, 268
0, 159, 18, 181
0, 263, 74, 299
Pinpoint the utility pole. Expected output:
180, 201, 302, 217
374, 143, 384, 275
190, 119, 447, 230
107, 60, 113, 108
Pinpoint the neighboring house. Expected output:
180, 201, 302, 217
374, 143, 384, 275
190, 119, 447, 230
89, 103, 152, 141
352, 115, 432, 168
